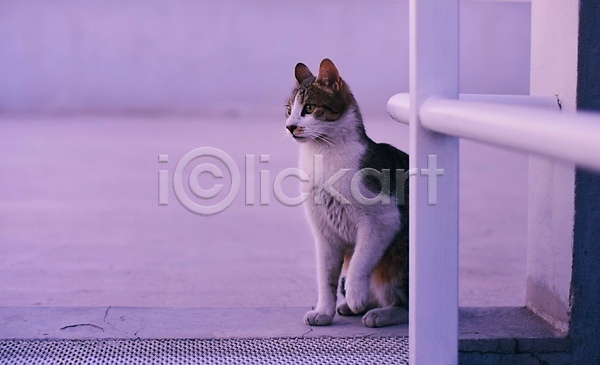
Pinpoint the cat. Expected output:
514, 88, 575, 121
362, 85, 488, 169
285, 58, 410, 328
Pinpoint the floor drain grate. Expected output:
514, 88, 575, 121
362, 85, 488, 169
0, 337, 409, 365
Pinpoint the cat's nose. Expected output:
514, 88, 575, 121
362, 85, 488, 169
286, 125, 297, 134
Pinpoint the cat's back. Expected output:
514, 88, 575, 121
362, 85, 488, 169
360, 141, 409, 172
360, 141, 410, 216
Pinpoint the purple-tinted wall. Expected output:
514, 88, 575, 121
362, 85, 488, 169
0, 0, 530, 114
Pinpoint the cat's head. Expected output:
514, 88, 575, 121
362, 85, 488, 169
285, 58, 363, 145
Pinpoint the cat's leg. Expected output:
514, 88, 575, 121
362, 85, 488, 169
337, 275, 375, 316
362, 306, 408, 328
336, 258, 360, 316
336, 301, 354, 316
337, 301, 374, 316
304, 234, 344, 326
344, 224, 397, 314
336, 275, 353, 316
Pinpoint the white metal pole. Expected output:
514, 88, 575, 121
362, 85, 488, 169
409, 0, 459, 363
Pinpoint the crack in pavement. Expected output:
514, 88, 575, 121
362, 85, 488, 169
60, 323, 104, 332
300, 327, 314, 338
103, 306, 112, 324
134, 324, 146, 338
102, 306, 146, 338
102, 306, 129, 336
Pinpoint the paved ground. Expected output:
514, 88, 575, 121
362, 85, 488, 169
0, 111, 528, 311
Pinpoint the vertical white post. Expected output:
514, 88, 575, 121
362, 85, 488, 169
409, 0, 459, 363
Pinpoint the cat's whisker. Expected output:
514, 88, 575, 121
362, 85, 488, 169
303, 128, 336, 146
279, 129, 291, 141
318, 135, 336, 146
313, 134, 336, 146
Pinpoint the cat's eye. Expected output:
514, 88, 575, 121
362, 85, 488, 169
285, 105, 291, 116
304, 104, 315, 114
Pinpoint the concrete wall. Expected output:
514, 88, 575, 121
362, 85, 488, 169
0, 0, 530, 114
527, 0, 577, 333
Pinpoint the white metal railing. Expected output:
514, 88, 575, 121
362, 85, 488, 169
395, 0, 600, 364
389, 94, 600, 172
387, 93, 558, 128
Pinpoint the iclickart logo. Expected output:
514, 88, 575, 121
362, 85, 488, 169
158, 147, 444, 216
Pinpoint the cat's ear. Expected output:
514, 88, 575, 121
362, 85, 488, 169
295, 63, 314, 84
317, 58, 341, 90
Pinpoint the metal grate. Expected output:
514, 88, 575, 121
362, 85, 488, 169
0, 337, 409, 365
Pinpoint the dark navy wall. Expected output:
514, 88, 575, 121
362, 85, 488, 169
571, 0, 600, 363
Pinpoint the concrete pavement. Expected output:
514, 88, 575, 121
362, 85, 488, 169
0, 111, 527, 312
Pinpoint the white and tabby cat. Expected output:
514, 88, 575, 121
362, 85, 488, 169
285, 59, 410, 328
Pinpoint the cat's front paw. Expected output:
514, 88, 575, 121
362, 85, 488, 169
345, 279, 370, 314
336, 302, 355, 316
304, 310, 333, 326
362, 308, 389, 328
337, 301, 366, 316
362, 307, 408, 328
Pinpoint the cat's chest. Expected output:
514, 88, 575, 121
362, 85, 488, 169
299, 143, 365, 242
299, 142, 365, 195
